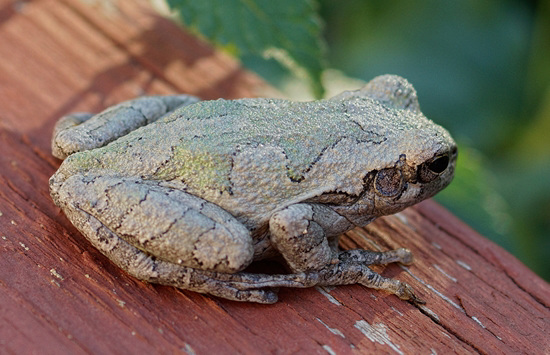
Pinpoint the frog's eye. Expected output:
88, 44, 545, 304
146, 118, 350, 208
418, 154, 449, 183
375, 168, 403, 197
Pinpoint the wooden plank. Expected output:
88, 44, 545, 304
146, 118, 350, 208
0, 0, 548, 353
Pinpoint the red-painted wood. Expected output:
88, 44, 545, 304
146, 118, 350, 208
0, 0, 548, 353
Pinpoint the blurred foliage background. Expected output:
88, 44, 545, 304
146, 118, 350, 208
316, 0, 550, 280
163, 0, 550, 279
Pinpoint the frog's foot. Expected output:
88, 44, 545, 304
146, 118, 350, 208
100, 232, 282, 303
209, 262, 425, 304
139, 259, 282, 304
52, 94, 199, 159
319, 249, 423, 302
297, 261, 425, 304
338, 248, 415, 266
394, 283, 425, 304
177, 255, 424, 303
343, 264, 424, 304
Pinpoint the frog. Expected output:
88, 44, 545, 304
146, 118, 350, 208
49, 75, 457, 304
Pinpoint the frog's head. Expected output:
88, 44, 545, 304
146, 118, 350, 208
340, 75, 458, 218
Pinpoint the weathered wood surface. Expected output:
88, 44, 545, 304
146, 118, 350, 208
0, 0, 549, 353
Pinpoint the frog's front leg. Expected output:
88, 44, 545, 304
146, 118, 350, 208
52, 95, 198, 159
269, 204, 353, 271
269, 203, 424, 303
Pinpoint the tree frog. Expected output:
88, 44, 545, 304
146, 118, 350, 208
50, 75, 457, 304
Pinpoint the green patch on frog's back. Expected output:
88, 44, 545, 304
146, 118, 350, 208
151, 146, 233, 192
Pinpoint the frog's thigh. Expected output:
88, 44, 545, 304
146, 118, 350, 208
52, 95, 198, 159
269, 203, 352, 272
57, 174, 253, 273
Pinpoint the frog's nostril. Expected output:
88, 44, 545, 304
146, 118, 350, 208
450, 145, 458, 159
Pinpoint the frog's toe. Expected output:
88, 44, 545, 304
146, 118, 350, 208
51, 113, 95, 159
215, 287, 279, 304
396, 282, 425, 304
396, 248, 414, 266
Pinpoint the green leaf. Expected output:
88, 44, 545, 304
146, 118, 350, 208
166, 0, 327, 98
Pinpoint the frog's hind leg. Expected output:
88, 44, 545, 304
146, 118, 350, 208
52, 174, 289, 302
52, 95, 199, 159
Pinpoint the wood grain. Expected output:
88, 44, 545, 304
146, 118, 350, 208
0, 0, 548, 353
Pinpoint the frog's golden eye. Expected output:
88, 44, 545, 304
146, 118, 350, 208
375, 168, 403, 197
418, 154, 449, 183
